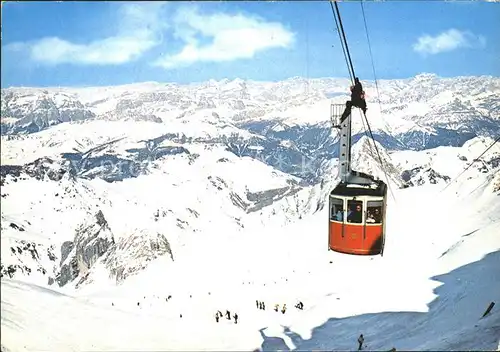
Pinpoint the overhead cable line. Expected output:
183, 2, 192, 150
332, 1, 356, 82
358, 0, 396, 202
360, 0, 383, 113
329, 1, 354, 82
441, 135, 500, 193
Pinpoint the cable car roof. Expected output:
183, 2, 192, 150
330, 182, 387, 197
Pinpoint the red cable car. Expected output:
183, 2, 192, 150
328, 103, 387, 256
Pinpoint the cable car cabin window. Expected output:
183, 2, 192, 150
347, 200, 363, 224
330, 197, 344, 222
366, 200, 383, 224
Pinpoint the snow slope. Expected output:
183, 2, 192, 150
2, 156, 499, 351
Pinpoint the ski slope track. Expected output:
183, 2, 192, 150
1, 75, 500, 351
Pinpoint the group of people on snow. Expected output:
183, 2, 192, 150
256, 300, 266, 310
214, 299, 304, 325
114, 294, 399, 351
215, 310, 238, 324
274, 303, 287, 314
256, 300, 304, 314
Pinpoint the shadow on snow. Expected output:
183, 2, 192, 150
259, 250, 500, 351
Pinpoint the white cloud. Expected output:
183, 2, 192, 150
6, 2, 168, 65
413, 28, 486, 56
5, 3, 294, 68
153, 7, 295, 69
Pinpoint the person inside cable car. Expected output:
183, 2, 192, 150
373, 208, 382, 223
366, 211, 376, 223
347, 204, 362, 223
335, 208, 343, 221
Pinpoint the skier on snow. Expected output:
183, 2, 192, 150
281, 304, 287, 314
358, 334, 365, 351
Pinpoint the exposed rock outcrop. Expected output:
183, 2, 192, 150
56, 210, 115, 287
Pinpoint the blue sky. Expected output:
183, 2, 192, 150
2, 1, 499, 87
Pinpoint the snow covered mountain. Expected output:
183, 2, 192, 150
1, 119, 497, 290
1, 136, 499, 351
1, 73, 499, 289
2, 74, 499, 148
1, 74, 499, 351
2, 74, 499, 185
